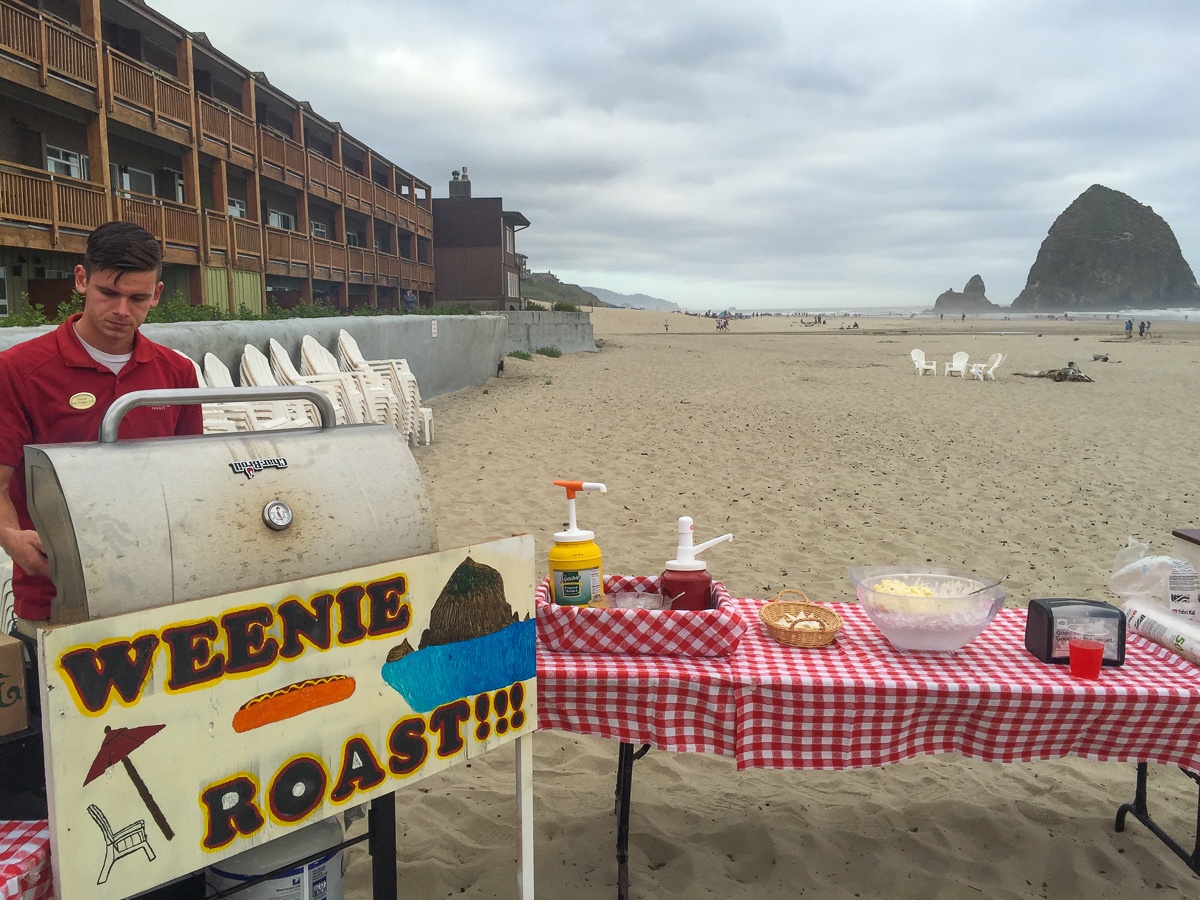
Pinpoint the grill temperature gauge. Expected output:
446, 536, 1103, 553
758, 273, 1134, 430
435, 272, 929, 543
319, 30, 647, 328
263, 499, 293, 531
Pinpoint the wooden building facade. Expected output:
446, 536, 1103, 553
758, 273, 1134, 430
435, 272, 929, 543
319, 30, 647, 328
432, 168, 528, 312
0, 0, 435, 317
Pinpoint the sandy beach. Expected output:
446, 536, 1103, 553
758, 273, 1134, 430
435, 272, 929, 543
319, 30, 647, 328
344, 308, 1200, 898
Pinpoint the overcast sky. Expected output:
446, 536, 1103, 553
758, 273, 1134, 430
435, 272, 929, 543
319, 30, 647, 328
152, 0, 1200, 310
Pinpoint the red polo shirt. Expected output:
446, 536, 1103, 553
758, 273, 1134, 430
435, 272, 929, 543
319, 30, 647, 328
0, 314, 202, 619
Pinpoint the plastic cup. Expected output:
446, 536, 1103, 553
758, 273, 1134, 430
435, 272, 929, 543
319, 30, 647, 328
1068, 639, 1105, 680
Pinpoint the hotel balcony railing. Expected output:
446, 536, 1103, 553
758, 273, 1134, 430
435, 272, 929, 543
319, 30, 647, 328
105, 48, 192, 130
347, 245, 376, 280
204, 211, 264, 265
343, 170, 373, 211
0, 161, 108, 241
198, 95, 256, 159
312, 236, 347, 280
306, 150, 343, 202
258, 126, 306, 186
232, 217, 263, 260
112, 190, 200, 252
265, 225, 310, 268
0, 0, 97, 88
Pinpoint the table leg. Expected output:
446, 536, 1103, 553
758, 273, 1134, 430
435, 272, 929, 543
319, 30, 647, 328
1115, 763, 1200, 875
614, 743, 651, 900
369, 793, 399, 900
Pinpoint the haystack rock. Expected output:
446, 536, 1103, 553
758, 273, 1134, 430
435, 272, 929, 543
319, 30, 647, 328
933, 274, 999, 313
418, 556, 520, 649
1011, 185, 1200, 311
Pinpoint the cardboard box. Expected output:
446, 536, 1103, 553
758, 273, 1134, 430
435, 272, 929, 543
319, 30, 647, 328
0, 633, 29, 736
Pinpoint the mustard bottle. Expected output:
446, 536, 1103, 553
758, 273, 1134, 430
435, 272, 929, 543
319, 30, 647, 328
549, 479, 607, 605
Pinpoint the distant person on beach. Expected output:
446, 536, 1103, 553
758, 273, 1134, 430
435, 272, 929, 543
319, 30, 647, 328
664, 319, 669, 333
1125, 319, 1133, 338
1138, 321, 1145, 337
1145, 321, 1152, 337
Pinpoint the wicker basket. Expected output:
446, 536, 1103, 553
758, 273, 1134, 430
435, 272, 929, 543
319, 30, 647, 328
759, 589, 842, 648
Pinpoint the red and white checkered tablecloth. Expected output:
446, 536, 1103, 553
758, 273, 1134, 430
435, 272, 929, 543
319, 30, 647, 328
537, 598, 1200, 774
0, 821, 53, 900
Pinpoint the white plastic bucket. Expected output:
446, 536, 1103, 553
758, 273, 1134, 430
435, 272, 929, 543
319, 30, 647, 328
206, 818, 344, 900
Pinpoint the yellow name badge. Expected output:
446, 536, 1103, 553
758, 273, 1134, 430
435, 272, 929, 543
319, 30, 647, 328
68, 392, 96, 410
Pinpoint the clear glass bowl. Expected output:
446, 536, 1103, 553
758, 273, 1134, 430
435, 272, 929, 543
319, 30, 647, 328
847, 565, 1006, 652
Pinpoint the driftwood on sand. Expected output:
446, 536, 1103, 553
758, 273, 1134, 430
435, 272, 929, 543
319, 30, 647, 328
1014, 362, 1094, 382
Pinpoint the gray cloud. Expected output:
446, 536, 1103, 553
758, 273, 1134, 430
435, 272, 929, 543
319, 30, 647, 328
151, 0, 1200, 308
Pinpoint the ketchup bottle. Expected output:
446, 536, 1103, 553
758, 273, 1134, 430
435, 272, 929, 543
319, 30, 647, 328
660, 517, 733, 611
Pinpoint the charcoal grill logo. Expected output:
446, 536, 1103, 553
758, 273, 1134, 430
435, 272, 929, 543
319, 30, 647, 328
230, 458, 288, 479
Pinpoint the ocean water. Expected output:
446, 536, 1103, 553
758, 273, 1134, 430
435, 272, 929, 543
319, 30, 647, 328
733, 306, 1199, 321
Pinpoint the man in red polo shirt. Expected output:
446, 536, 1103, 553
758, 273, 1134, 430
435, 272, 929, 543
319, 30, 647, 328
0, 221, 202, 630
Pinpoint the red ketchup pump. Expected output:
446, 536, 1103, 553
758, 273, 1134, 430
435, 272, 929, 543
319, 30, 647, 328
660, 516, 733, 610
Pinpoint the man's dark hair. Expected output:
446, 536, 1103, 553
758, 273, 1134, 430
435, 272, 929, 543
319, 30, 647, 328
83, 221, 162, 277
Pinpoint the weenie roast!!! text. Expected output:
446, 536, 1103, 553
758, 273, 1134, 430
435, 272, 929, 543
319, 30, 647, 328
51, 569, 532, 852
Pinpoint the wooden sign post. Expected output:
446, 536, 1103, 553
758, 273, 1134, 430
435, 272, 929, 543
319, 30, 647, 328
40, 535, 536, 899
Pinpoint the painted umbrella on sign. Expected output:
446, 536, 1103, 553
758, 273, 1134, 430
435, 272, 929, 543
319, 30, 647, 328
84, 723, 174, 841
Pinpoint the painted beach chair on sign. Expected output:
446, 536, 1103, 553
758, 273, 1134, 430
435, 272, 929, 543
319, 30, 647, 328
944, 351, 969, 377
910, 348, 936, 375
88, 804, 155, 885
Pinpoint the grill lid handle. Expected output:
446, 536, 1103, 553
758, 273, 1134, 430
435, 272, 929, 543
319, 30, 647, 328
99, 387, 338, 443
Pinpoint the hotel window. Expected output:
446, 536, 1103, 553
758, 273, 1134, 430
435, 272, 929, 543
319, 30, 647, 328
505, 226, 515, 254
311, 221, 327, 239
0, 267, 8, 316
346, 232, 360, 247
507, 271, 519, 298
166, 170, 185, 203
268, 209, 295, 231
111, 164, 154, 197
228, 198, 247, 218
47, 146, 88, 180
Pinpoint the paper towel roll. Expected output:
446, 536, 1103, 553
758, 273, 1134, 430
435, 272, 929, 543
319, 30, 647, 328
1122, 600, 1200, 668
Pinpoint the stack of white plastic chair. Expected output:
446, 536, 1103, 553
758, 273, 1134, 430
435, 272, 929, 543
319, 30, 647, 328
174, 351, 244, 433
300, 335, 401, 429
336, 330, 433, 445
264, 339, 364, 424
240, 343, 347, 425
204, 353, 308, 429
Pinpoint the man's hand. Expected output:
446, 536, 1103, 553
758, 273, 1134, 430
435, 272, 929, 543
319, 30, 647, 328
0, 464, 50, 578
0, 526, 48, 579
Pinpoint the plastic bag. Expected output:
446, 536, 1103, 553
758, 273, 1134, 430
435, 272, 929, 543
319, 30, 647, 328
1112, 536, 1151, 571
1108, 536, 1179, 610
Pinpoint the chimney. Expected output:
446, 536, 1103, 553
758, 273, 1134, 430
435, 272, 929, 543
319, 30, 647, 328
448, 165, 471, 199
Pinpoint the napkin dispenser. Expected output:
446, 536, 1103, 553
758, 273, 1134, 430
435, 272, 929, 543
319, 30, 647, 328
1025, 597, 1125, 666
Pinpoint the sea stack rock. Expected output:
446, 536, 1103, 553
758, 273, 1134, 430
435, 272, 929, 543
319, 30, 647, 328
933, 274, 999, 313
418, 557, 520, 649
1011, 185, 1200, 311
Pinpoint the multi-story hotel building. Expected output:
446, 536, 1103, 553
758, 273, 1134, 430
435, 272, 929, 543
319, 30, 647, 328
0, 0, 435, 318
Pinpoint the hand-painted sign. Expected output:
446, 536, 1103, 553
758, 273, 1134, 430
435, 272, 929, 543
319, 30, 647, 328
40, 536, 536, 899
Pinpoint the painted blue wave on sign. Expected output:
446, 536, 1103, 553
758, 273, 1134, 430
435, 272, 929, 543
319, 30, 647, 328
380, 619, 536, 713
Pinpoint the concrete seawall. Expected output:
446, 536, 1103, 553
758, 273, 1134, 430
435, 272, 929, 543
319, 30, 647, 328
0, 316, 506, 399
500, 311, 598, 354
0, 311, 595, 397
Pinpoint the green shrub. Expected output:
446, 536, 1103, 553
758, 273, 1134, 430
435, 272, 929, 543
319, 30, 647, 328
403, 303, 475, 316
147, 290, 228, 323
535, 346, 562, 358
0, 293, 46, 328
551, 300, 580, 313
507, 350, 533, 361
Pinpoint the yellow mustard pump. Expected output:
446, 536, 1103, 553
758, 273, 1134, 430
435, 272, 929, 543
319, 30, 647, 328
549, 479, 607, 605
